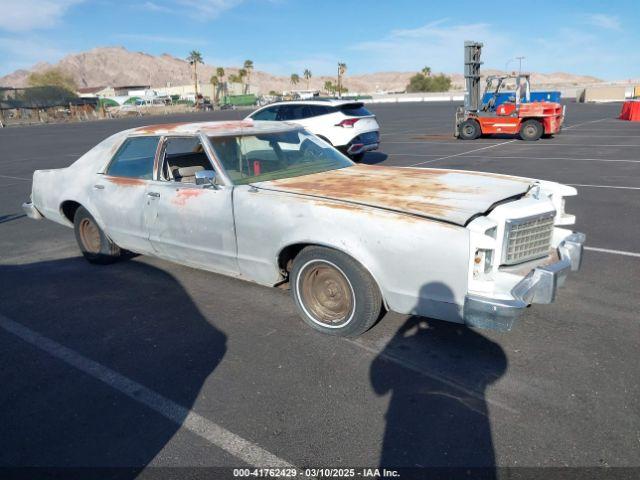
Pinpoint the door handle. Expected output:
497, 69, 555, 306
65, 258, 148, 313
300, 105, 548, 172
147, 192, 160, 198
93, 184, 104, 190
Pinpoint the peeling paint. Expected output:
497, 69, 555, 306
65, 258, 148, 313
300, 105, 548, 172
133, 120, 278, 137
106, 176, 145, 187
171, 188, 204, 206
259, 165, 532, 226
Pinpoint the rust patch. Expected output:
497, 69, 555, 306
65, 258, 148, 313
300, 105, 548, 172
264, 165, 530, 225
134, 122, 191, 134
134, 120, 256, 136
106, 176, 145, 187
172, 188, 204, 206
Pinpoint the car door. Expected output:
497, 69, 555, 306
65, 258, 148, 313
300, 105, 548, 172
91, 135, 160, 254
145, 135, 239, 275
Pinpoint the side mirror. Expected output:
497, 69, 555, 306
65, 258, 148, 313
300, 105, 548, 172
195, 170, 217, 187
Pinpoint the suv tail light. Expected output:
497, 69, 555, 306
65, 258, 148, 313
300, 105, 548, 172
335, 118, 360, 128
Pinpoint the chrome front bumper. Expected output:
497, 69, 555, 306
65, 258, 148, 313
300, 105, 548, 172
22, 201, 44, 220
463, 232, 586, 331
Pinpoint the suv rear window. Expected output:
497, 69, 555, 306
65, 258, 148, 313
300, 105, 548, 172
339, 103, 372, 117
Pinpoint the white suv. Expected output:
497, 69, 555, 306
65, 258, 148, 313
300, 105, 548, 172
246, 99, 380, 161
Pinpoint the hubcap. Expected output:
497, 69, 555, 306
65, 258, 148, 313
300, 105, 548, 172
463, 125, 474, 136
525, 125, 536, 137
79, 218, 101, 253
299, 261, 354, 327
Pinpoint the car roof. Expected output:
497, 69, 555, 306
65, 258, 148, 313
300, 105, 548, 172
130, 120, 301, 137
260, 99, 362, 107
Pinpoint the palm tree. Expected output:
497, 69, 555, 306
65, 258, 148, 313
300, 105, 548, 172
238, 68, 247, 95
290, 73, 300, 90
422, 66, 431, 77
303, 69, 312, 90
187, 50, 204, 95
337, 62, 347, 98
324, 80, 334, 94
228, 73, 240, 95
210, 75, 219, 104
243, 60, 253, 94
216, 67, 226, 96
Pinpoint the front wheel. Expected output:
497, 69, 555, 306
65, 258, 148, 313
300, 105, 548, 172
458, 119, 481, 140
290, 246, 382, 337
73, 206, 121, 264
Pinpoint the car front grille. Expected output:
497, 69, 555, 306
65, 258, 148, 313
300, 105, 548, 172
502, 212, 555, 265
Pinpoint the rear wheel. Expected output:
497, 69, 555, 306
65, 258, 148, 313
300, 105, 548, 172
519, 119, 543, 141
458, 119, 481, 140
290, 246, 382, 337
73, 206, 121, 264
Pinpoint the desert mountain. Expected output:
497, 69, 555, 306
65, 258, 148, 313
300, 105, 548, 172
0, 46, 603, 94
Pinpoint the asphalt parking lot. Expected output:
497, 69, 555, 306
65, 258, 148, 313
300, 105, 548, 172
0, 102, 638, 476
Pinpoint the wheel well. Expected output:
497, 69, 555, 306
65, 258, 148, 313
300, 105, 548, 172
277, 242, 389, 312
60, 200, 82, 223
278, 243, 310, 276
522, 117, 543, 126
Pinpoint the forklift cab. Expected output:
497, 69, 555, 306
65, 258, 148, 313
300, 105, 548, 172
480, 74, 531, 113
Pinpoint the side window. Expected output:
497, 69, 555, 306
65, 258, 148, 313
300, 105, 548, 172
161, 136, 213, 184
276, 105, 292, 121
310, 105, 329, 117
107, 136, 159, 179
251, 106, 279, 121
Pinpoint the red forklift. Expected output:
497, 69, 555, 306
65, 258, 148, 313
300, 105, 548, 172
455, 41, 565, 141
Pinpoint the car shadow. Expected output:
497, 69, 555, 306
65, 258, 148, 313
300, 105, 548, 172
361, 152, 388, 165
0, 257, 227, 476
370, 283, 507, 476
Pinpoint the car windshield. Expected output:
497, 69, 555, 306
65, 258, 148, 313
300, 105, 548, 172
208, 130, 353, 185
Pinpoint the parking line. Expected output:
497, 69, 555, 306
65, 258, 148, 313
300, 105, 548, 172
0, 174, 30, 181
562, 118, 610, 130
389, 153, 640, 164
569, 184, 640, 190
585, 246, 640, 258
0, 314, 294, 468
408, 140, 517, 167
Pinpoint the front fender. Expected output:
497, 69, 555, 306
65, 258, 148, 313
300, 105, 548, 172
233, 187, 471, 320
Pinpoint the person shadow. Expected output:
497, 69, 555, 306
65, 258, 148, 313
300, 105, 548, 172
370, 282, 507, 477
0, 257, 227, 477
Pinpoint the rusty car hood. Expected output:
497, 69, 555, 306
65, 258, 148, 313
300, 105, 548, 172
258, 165, 533, 225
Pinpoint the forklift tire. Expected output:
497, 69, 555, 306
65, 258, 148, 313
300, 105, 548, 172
458, 120, 481, 140
519, 119, 543, 141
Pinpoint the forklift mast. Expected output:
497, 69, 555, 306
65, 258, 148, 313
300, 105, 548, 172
463, 41, 483, 112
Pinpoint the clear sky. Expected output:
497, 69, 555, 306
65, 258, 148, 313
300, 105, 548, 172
1, 0, 638, 80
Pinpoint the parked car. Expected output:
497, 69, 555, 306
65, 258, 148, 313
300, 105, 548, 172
23, 120, 585, 337
246, 99, 380, 161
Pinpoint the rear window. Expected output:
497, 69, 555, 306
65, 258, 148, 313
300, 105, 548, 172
107, 136, 159, 179
339, 103, 372, 117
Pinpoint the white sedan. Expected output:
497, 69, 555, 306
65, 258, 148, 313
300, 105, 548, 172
246, 99, 380, 161
23, 120, 585, 337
